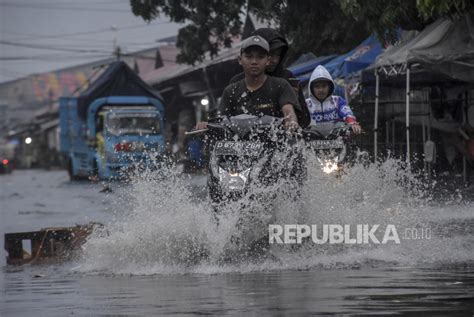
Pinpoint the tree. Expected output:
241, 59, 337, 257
131, 0, 370, 64
339, 0, 425, 44
340, 0, 474, 44
130, 0, 245, 65
249, 0, 369, 57
130, 0, 474, 65
417, 0, 474, 19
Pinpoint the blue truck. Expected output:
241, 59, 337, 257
59, 61, 166, 180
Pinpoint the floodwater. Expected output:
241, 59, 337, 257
1, 163, 474, 316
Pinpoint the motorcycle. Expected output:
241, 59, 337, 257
302, 121, 353, 175
186, 117, 353, 260
203, 114, 302, 208
193, 117, 352, 205
186, 114, 303, 260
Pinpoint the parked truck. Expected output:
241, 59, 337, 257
59, 61, 166, 180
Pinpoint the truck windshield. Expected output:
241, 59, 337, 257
106, 115, 161, 136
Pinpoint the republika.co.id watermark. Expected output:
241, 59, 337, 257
268, 224, 432, 245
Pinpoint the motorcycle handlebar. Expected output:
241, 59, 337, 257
184, 129, 208, 136
186, 115, 292, 136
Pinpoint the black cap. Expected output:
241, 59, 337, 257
240, 35, 270, 53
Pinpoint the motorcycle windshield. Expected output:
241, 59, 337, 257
212, 115, 283, 140
305, 121, 348, 139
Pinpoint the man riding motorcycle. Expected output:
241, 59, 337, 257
229, 28, 311, 129
196, 35, 301, 132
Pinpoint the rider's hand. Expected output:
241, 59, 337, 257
350, 123, 362, 134
284, 120, 300, 133
195, 121, 208, 130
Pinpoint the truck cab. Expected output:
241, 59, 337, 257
94, 105, 165, 178
60, 96, 165, 180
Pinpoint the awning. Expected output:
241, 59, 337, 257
39, 118, 59, 132
373, 14, 474, 82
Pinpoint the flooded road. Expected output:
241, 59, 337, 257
1, 167, 474, 316
3, 263, 474, 316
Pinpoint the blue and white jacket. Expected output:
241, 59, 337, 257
305, 65, 357, 125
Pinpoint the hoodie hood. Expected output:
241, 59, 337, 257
308, 65, 335, 101
251, 28, 289, 76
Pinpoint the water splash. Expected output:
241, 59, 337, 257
76, 156, 474, 275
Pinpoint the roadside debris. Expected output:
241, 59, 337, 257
4, 222, 102, 265
99, 185, 113, 193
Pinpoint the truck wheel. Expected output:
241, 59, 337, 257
89, 160, 100, 182
92, 160, 99, 177
68, 160, 78, 181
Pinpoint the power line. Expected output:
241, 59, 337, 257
10, 0, 121, 4
1, 21, 174, 42
121, 53, 177, 64
0, 66, 30, 77
0, 54, 112, 61
1, 0, 121, 4
0, 40, 174, 58
2, 41, 115, 50
0, 36, 164, 51
0, 2, 131, 13
0, 40, 111, 54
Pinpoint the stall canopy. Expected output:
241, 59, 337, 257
374, 13, 474, 83
289, 34, 384, 83
77, 61, 162, 119
370, 13, 474, 167
324, 34, 384, 79
288, 54, 336, 82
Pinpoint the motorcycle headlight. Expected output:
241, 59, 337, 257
218, 167, 251, 191
317, 144, 346, 164
320, 159, 339, 174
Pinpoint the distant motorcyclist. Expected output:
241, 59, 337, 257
229, 28, 311, 129
306, 65, 361, 134
196, 35, 300, 132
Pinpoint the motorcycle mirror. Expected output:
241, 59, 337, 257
185, 129, 208, 135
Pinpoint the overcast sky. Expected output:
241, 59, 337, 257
0, 0, 184, 83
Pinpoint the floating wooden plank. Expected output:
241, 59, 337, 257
4, 223, 102, 265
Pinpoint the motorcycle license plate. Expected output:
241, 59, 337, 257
311, 140, 344, 149
214, 141, 263, 155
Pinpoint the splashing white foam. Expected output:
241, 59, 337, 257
76, 156, 474, 275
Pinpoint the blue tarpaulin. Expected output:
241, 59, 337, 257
288, 54, 336, 80
325, 34, 383, 79
289, 34, 384, 83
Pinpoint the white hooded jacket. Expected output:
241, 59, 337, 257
305, 65, 356, 125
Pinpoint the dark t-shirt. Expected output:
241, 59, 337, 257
229, 69, 311, 128
219, 76, 300, 118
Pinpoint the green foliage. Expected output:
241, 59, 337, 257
251, 0, 369, 57
417, 0, 474, 19
340, 0, 474, 45
339, 0, 427, 44
130, 0, 474, 65
130, 0, 245, 65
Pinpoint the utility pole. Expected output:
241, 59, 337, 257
111, 25, 120, 61
114, 46, 121, 61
